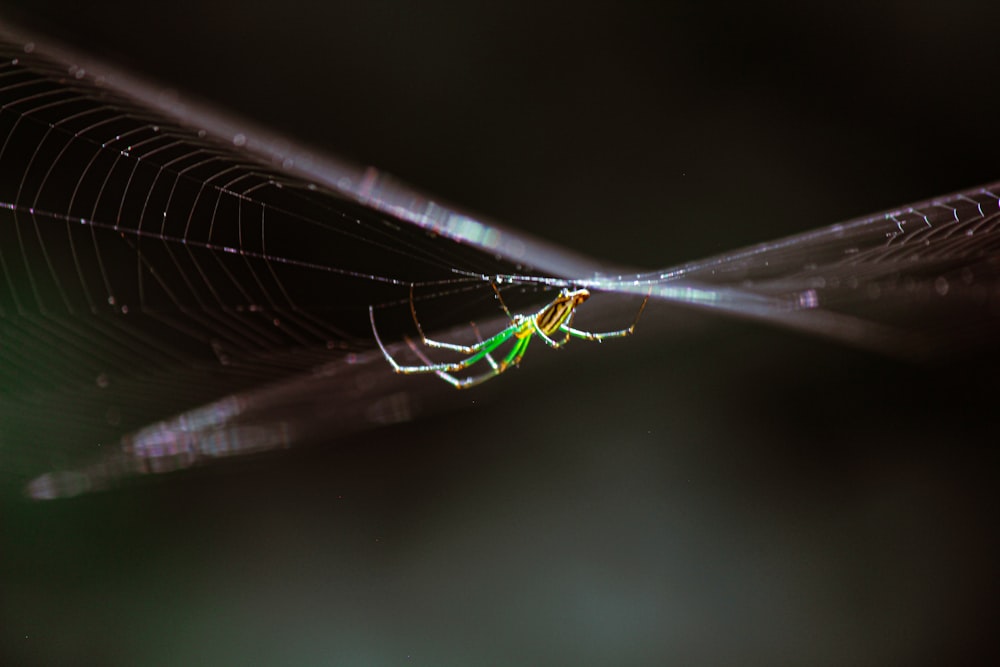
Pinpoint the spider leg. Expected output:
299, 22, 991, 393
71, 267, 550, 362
504, 332, 532, 367
394, 334, 509, 373
489, 280, 518, 323
409, 284, 495, 354
470, 321, 500, 370
370, 305, 515, 374
560, 290, 651, 341
402, 323, 500, 379
561, 324, 632, 341
402, 337, 471, 387
533, 320, 570, 348
437, 332, 533, 389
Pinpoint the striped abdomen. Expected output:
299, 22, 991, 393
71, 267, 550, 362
533, 288, 590, 336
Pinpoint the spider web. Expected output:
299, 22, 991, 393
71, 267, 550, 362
0, 32, 562, 496
2, 26, 1000, 499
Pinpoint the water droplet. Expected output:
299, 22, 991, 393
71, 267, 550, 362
107, 295, 116, 305
934, 276, 949, 296
23, 42, 35, 54
797, 290, 819, 309
233, 133, 247, 147
96, 373, 110, 389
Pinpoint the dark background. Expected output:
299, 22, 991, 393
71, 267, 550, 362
1, 2, 997, 665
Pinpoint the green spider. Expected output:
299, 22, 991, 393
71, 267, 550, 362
369, 282, 650, 389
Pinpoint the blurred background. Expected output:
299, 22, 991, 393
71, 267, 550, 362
1, 1, 997, 664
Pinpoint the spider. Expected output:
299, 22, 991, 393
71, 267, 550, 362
369, 281, 650, 389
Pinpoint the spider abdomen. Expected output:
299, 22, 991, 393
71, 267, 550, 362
535, 288, 590, 336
